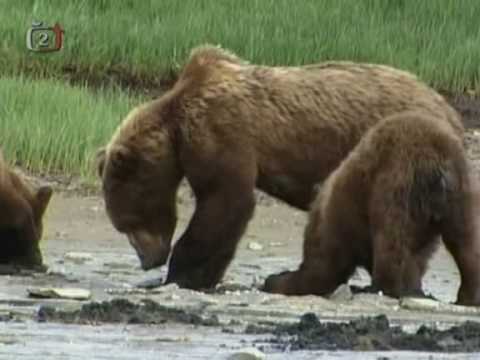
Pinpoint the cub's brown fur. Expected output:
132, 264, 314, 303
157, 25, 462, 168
97, 44, 464, 290
263, 111, 480, 306
0, 151, 52, 269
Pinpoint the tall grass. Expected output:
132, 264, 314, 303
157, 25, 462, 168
1, 0, 480, 92
0, 77, 142, 177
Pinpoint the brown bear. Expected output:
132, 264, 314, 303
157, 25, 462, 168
0, 150, 52, 270
96, 44, 464, 290
263, 110, 480, 306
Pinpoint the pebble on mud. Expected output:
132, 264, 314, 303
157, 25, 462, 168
215, 281, 252, 294
227, 347, 266, 360
268, 241, 283, 247
400, 297, 441, 311
155, 336, 190, 343
64, 252, 93, 264
103, 261, 133, 270
247, 242, 263, 251
0, 335, 19, 345
134, 277, 165, 289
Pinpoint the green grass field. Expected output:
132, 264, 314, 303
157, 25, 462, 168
1, 0, 480, 178
0, 77, 141, 177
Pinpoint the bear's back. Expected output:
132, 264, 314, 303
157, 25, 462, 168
177, 47, 462, 145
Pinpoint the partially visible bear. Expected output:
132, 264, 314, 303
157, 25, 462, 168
0, 150, 52, 270
96, 44, 464, 290
263, 110, 480, 306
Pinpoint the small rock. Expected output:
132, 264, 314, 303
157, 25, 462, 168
268, 241, 283, 247
400, 297, 441, 311
227, 302, 249, 307
329, 284, 353, 302
227, 347, 266, 360
27, 287, 91, 300
155, 336, 190, 343
198, 298, 220, 306
0, 335, 18, 345
103, 261, 132, 270
247, 242, 263, 251
154, 283, 180, 293
216, 281, 251, 293
106, 288, 146, 295
64, 252, 93, 264
135, 277, 164, 289
44, 269, 78, 283
165, 294, 181, 301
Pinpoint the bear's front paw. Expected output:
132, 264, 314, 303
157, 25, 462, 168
165, 268, 218, 291
262, 271, 296, 294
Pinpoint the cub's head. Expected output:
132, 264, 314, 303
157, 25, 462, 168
0, 161, 52, 269
97, 102, 183, 271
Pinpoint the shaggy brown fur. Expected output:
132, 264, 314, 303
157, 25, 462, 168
97, 44, 464, 290
0, 151, 52, 269
263, 111, 480, 306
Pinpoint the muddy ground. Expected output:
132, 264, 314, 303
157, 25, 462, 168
5, 192, 480, 360
1, 99, 480, 359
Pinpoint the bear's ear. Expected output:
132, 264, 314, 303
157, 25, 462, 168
96, 147, 107, 178
108, 146, 139, 180
34, 186, 53, 219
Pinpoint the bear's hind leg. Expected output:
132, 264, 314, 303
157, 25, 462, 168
370, 202, 427, 299
440, 191, 480, 306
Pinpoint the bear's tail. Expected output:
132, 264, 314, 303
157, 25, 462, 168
409, 159, 480, 227
409, 166, 454, 223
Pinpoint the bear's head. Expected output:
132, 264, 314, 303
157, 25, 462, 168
0, 161, 52, 270
97, 102, 183, 270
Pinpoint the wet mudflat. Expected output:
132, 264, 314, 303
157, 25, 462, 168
30, 298, 480, 353
0, 189, 479, 360
0, 127, 480, 359
248, 313, 480, 352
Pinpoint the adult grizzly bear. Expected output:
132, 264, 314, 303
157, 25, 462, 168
0, 150, 52, 270
97, 44, 464, 290
263, 110, 480, 306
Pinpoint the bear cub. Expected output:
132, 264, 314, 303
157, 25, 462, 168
0, 151, 52, 271
264, 111, 480, 307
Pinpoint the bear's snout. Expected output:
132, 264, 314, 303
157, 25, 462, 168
127, 231, 170, 270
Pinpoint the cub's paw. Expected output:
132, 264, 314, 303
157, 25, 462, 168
262, 270, 296, 294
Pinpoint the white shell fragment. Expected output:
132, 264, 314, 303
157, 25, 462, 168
247, 242, 263, 251
64, 252, 93, 264
27, 287, 91, 300
400, 297, 441, 311
227, 347, 266, 360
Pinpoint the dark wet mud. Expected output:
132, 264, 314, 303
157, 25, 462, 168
31, 296, 480, 354
36, 298, 220, 327
247, 313, 480, 353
